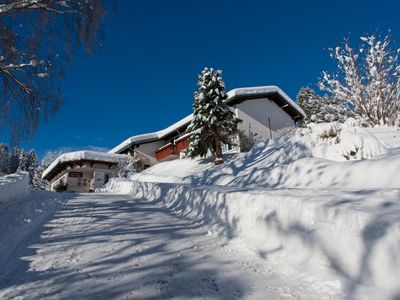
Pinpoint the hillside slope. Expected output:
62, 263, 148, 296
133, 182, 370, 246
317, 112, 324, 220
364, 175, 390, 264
103, 122, 400, 299
131, 121, 400, 190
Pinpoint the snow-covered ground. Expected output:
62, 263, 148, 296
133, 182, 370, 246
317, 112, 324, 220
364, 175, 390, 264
129, 121, 400, 189
0, 172, 30, 205
0, 193, 331, 299
0, 190, 71, 284
1, 122, 399, 299
102, 122, 400, 299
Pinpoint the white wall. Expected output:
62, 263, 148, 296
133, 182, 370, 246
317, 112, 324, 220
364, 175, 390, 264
236, 108, 270, 141
235, 98, 295, 137
50, 165, 118, 192
51, 173, 68, 191
134, 140, 166, 166
135, 141, 165, 157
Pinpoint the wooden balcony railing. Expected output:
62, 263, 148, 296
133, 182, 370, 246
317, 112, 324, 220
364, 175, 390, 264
155, 136, 190, 161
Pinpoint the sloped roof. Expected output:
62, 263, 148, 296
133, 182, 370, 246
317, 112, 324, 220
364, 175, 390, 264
110, 86, 305, 154
226, 85, 306, 118
108, 114, 193, 154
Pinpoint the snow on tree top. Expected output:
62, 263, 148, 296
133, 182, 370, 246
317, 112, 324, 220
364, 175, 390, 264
42, 151, 129, 179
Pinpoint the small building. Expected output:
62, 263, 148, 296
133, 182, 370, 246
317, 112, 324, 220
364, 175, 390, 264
42, 151, 129, 192
110, 85, 305, 164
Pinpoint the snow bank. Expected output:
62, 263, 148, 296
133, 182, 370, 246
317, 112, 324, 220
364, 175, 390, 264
131, 122, 400, 190
100, 179, 400, 299
129, 157, 213, 184
0, 172, 30, 205
0, 189, 70, 282
101, 124, 400, 298
304, 119, 388, 161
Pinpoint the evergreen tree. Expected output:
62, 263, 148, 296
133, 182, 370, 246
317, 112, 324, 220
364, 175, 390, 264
296, 87, 322, 126
186, 67, 240, 164
9, 146, 20, 174
296, 87, 353, 126
0, 144, 9, 173
27, 150, 39, 182
18, 150, 29, 172
118, 156, 140, 178
31, 151, 49, 190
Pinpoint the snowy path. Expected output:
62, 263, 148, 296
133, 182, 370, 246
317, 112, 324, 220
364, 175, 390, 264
0, 193, 317, 300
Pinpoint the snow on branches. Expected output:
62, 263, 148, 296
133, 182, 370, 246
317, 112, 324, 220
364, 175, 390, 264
186, 67, 240, 164
319, 33, 400, 126
0, 0, 112, 144
296, 87, 354, 126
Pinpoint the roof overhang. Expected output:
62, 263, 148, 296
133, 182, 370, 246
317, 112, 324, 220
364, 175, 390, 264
226, 86, 306, 120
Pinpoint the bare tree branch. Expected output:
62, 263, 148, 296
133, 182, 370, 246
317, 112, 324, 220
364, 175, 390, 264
0, 0, 112, 144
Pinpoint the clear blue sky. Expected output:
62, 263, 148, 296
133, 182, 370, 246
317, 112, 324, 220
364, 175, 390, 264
19, 0, 400, 157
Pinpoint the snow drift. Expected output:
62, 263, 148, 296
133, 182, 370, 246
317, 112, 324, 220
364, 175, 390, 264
130, 121, 400, 190
0, 172, 30, 205
101, 179, 400, 299
101, 123, 400, 299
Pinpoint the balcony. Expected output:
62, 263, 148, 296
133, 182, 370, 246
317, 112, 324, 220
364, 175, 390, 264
155, 137, 190, 161
155, 143, 177, 161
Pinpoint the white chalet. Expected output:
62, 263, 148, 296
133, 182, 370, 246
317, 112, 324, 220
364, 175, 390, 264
109, 86, 305, 165
42, 151, 128, 192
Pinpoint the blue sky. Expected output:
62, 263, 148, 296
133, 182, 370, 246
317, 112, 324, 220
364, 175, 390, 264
18, 0, 400, 157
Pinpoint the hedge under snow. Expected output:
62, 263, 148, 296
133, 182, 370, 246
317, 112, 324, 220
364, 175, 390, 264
0, 172, 30, 205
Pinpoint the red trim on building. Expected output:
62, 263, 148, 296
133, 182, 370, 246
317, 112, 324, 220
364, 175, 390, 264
155, 137, 190, 161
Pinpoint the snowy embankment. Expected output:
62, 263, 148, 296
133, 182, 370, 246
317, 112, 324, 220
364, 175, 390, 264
130, 121, 400, 190
101, 122, 400, 298
0, 173, 70, 282
0, 172, 30, 205
0, 189, 72, 281
102, 179, 400, 299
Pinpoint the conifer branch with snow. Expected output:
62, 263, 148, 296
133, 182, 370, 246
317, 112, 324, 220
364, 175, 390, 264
186, 67, 240, 164
296, 87, 354, 126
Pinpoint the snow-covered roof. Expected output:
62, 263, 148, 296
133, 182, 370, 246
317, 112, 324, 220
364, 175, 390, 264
109, 114, 193, 154
226, 85, 306, 118
42, 150, 128, 180
110, 86, 305, 154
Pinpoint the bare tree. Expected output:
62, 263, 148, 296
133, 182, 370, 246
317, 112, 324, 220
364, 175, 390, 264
0, 0, 114, 144
319, 33, 400, 126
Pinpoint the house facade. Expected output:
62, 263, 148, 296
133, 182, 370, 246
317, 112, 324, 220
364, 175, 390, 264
42, 151, 129, 192
109, 85, 305, 164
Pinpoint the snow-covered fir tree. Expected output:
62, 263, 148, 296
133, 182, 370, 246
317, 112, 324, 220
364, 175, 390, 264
9, 146, 20, 174
18, 149, 29, 173
118, 156, 140, 178
186, 67, 240, 164
32, 158, 50, 190
296, 87, 353, 126
27, 150, 39, 185
0, 144, 9, 173
296, 87, 322, 126
319, 33, 400, 126
27, 150, 38, 176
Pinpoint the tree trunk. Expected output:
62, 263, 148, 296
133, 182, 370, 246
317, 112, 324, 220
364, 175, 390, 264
214, 136, 224, 165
